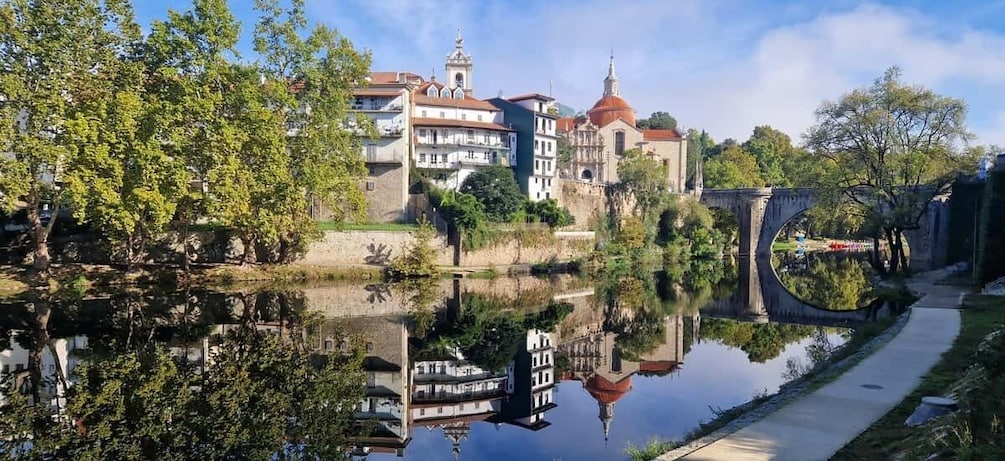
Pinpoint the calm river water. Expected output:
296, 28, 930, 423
1, 252, 884, 460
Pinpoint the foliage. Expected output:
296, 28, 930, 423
701, 318, 817, 363
704, 144, 764, 189
805, 67, 974, 275
523, 199, 574, 228
777, 253, 873, 310
556, 135, 573, 172
977, 166, 1005, 284
614, 148, 674, 222
635, 111, 678, 131
459, 165, 524, 222
0, 0, 140, 271
387, 219, 440, 279
625, 437, 681, 461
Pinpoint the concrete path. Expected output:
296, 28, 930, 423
668, 272, 965, 461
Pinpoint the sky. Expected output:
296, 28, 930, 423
132, 0, 1005, 147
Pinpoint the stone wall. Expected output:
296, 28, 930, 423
556, 178, 607, 231
456, 231, 594, 267
300, 230, 454, 267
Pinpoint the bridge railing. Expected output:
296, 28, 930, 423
983, 275, 1005, 295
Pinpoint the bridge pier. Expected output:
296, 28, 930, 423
739, 192, 770, 257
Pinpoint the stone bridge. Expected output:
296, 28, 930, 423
698, 187, 950, 271
701, 257, 896, 327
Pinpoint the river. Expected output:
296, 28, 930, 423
0, 251, 888, 460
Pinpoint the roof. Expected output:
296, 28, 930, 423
507, 93, 555, 102
353, 89, 405, 96
639, 361, 680, 373
413, 81, 501, 111
587, 95, 636, 127
412, 117, 513, 132
556, 118, 576, 133
367, 71, 423, 85
584, 374, 632, 404
642, 129, 683, 141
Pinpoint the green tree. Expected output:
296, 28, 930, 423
0, 0, 137, 271
459, 165, 524, 222
636, 111, 678, 131
614, 148, 673, 222
524, 198, 574, 228
556, 134, 573, 173
742, 125, 795, 187
805, 67, 973, 274
704, 145, 765, 188
388, 219, 440, 279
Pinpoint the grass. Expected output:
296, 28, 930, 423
772, 240, 799, 251
0, 273, 29, 298
316, 221, 419, 232
833, 294, 1005, 460
465, 268, 498, 279
625, 437, 682, 461
197, 264, 383, 286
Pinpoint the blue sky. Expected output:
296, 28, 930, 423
133, 0, 1005, 147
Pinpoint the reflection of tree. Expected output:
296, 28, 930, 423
777, 252, 873, 310
1, 291, 365, 459
700, 318, 817, 363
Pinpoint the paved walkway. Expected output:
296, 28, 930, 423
668, 269, 966, 461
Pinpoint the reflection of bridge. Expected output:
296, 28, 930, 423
699, 187, 949, 270
701, 257, 893, 327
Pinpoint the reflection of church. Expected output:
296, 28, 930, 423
554, 294, 689, 443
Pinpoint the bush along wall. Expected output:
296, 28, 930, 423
977, 167, 1005, 284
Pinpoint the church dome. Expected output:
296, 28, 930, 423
587, 95, 636, 127
585, 375, 632, 404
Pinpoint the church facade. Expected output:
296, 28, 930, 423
558, 56, 689, 194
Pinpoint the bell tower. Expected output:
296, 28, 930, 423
445, 28, 473, 96
603, 52, 620, 97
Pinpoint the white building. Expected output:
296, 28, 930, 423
489, 94, 560, 200
411, 32, 516, 191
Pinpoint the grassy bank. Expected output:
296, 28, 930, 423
315, 221, 419, 232
833, 294, 1005, 460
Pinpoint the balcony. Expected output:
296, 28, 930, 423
414, 139, 509, 149
379, 126, 404, 137
365, 149, 404, 164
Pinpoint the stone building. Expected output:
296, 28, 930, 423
557, 55, 688, 193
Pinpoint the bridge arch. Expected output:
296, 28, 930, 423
698, 187, 948, 271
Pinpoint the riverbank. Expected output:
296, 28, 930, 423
832, 293, 1005, 459
662, 269, 966, 460
652, 309, 909, 460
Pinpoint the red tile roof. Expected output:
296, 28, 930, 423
587, 95, 636, 127
642, 129, 683, 141
412, 117, 513, 131
556, 117, 576, 133
413, 81, 501, 111
585, 374, 632, 404
368, 71, 423, 85
353, 88, 404, 96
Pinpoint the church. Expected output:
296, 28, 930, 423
557, 56, 689, 194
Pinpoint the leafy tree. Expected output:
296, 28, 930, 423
556, 134, 573, 173
636, 111, 678, 131
524, 199, 574, 228
742, 125, 796, 187
614, 148, 673, 222
0, 0, 137, 271
703, 145, 764, 189
459, 165, 524, 222
388, 219, 440, 279
805, 67, 973, 274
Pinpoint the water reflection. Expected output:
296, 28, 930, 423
0, 257, 880, 460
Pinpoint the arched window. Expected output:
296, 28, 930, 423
581, 169, 594, 181
614, 131, 626, 156
440, 87, 451, 98
426, 86, 437, 97
453, 87, 464, 99
455, 72, 464, 89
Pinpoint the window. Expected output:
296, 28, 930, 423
365, 181, 375, 191
547, 142, 552, 152
442, 154, 448, 163
547, 161, 551, 172
535, 140, 540, 151
453, 87, 464, 98
438, 407, 444, 414
419, 129, 427, 137
466, 129, 474, 140
431, 155, 439, 164
475, 402, 481, 409
417, 365, 425, 374
426, 87, 437, 97
535, 160, 540, 171
484, 133, 490, 144
455, 72, 464, 88
421, 110, 427, 117
439, 111, 445, 118
440, 87, 451, 98
420, 408, 426, 416
419, 153, 426, 162
477, 114, 483, 121
461, 113, 466, 120
615, 131, 626, 156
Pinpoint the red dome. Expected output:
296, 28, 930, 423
585, 375, 632, 404
587, 95, 636, 127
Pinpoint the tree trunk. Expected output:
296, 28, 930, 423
28, 301, 51, 410
240, 236, 255, 265
885, 227, 902, 275
868, 235, 886, 275
894, 229, 910, 275
27, 189, 54, 272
